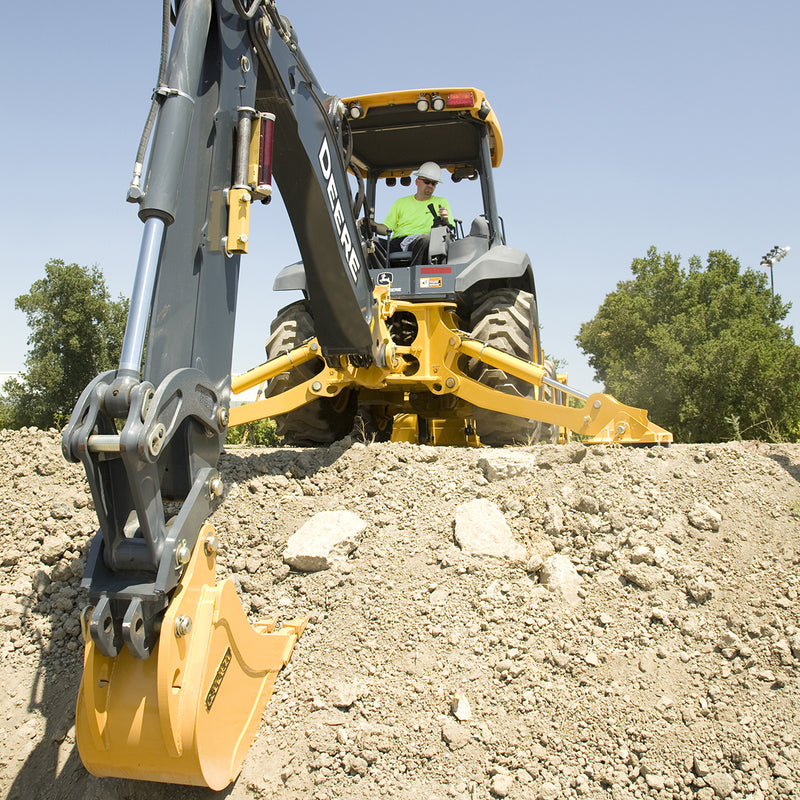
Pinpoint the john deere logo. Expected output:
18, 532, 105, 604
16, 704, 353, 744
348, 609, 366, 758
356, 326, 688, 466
205, 647, 232, 711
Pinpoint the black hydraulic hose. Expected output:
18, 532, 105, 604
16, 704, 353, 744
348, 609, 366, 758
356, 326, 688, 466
128, 0, 173, 200
353, 168, 366, 218
342, 116, 353, 166
139, 0, 212, 223
264, 0, 292, 41
342, 119, 366, 217
233, 0, 264, 20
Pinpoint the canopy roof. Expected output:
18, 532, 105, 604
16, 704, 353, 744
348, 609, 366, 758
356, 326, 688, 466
341, 88, 503, 180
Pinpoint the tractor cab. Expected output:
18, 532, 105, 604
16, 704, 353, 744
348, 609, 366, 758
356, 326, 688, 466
342, 88, 508, 298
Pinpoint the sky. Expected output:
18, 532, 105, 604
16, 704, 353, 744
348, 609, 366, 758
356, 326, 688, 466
1, 0, 798, 397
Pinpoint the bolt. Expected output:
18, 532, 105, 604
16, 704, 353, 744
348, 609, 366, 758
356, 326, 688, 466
239, 234, 248, 243
175, 539, 191, 567
210, 476, 224, 498
140, 388, 154, 423
311, 381, 322, 392
175, 615, 192, 638
616, 424, 627, 435
310, 341, 319, 352
147, 423, 166, 457
204, 536, 219, 557
217, 406, 229, 428
593, 400, 602, 409
445, 377, 456, 389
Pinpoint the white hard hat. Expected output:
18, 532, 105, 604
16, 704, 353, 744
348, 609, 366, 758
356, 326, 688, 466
415, 161, 442, 183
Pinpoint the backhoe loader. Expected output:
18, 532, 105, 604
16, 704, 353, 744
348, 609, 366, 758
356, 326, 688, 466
62, 0, 671, 789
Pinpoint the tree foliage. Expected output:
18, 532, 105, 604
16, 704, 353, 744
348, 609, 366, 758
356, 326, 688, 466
576, 247, 800, 443
225, 417, 281, 447
1, 259, 129, 429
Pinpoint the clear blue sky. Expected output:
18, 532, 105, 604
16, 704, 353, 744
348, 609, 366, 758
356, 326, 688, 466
2, 0, 798, 395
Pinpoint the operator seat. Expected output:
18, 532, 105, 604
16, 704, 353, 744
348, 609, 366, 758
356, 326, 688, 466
388, 249, 414, 267
469, 215, 490, 239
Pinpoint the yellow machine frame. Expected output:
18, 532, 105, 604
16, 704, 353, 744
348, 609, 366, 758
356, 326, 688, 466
230, 287, 672, 446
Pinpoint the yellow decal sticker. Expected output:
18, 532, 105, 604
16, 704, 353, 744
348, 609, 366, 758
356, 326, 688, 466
420, 277, 443, 289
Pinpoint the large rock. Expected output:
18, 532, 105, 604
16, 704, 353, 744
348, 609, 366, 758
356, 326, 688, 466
453, 499, 526, 562
40, 533, 71, 566
282, 510, 367, 572
478, 444, 586, 481
704, 771, 735, 798
622, 563, 662, 592
478, 453, 535, 481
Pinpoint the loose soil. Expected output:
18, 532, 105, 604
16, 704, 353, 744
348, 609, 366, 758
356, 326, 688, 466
1, 428, 799, 800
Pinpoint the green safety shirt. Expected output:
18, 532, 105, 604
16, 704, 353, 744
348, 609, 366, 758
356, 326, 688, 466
383, 194, 453, 239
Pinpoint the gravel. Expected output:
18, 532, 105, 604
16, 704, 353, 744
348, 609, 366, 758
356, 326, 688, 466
1, 427, 799, 799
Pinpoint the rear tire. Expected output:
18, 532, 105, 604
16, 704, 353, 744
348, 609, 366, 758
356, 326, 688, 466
264, 301, 356, 446
466, 288, 551, 446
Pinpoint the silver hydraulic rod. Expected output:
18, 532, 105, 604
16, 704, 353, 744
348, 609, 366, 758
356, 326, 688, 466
233, 107, 254, 187
118, 217, 166, 373
542, 374, 588, 402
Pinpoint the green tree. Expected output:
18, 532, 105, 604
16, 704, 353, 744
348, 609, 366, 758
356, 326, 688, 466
1, 259, 129, 429
576, 247, 800, 443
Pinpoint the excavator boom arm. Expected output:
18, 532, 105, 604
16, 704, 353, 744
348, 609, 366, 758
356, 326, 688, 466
60, 1, 381, 785
63, 0, 376, 661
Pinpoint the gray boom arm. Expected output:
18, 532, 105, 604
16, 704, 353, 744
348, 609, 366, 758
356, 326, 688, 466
62, 0, 375, 659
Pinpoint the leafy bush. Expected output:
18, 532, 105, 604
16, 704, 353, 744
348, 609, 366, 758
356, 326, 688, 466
225, 417, 281, 447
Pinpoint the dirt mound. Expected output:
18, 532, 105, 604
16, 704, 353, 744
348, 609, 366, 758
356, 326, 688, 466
1, 428, 799, 799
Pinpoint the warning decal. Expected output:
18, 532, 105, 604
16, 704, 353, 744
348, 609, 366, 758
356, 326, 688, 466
419, 277, 443, 289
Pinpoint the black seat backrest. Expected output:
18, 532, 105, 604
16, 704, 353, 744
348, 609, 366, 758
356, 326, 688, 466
388, 250, 414, 267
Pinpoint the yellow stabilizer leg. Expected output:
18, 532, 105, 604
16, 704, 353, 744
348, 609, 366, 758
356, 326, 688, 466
390, 414, 481, 446
75, 524, 306, 790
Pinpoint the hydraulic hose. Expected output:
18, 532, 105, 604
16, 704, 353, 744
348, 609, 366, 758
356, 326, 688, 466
138, 0, 212, 223
128, 0, 172, 200
233, 0, 264, 20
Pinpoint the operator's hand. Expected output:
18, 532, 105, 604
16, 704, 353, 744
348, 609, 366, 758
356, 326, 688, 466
360, 218, 388, 236
438, 205, 450, 224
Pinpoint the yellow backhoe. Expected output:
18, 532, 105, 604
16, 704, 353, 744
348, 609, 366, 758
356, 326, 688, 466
62, 0, 670, 789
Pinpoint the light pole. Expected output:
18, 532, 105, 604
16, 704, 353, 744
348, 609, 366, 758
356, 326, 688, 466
760, 245, 791, 297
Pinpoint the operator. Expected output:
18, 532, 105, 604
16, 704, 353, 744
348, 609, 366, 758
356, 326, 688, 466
366, 162, 454, 266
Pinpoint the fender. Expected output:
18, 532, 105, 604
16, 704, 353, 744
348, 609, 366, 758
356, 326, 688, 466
454, 244, 535, 295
